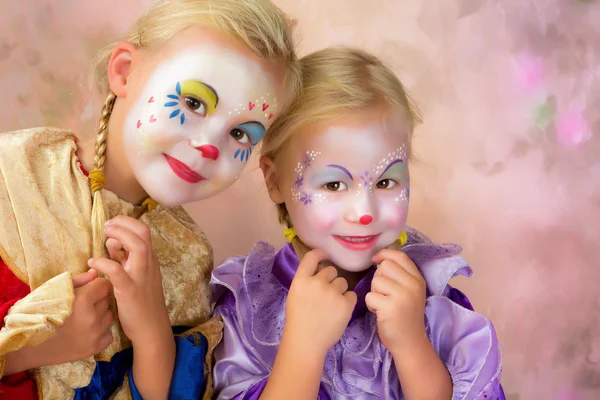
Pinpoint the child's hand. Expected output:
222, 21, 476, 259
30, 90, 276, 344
5, 270, 114, 374
366, 249, 427, 355
284, 249, 357, 356
88, 216, 171, 345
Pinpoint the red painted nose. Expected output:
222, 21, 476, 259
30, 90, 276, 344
359, 215, 373, 225
196, 144, 219, 161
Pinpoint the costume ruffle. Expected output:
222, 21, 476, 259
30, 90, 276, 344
212, 228, 504, 399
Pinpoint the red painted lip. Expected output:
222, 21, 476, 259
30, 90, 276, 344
163, 154, 205, 184
334, 234, 380, 251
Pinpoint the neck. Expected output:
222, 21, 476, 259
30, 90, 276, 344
336, 267, 368, 291
78, 131, 148, 205
316, 259, 367, 290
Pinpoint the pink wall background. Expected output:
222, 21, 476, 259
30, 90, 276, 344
1, 0, 599, 398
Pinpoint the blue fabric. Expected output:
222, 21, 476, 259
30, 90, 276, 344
130, 330, 209, 400
73, 348, 133, 400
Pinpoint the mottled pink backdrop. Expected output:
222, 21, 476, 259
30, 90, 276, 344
1, 0, 599, 398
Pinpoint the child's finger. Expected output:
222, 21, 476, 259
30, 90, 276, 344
297, 249, 329, 277
72, 269, 98, 288
104, 225, 149, 274
88, 257, 133, 291
317, 265, 338, 283
331, 276, 349, 293
343, 290, 358, 307
373, 249, 421, 279
365, 292, 385, 313
106, 216, 152, 244
371, 275, 402, 296
376, 259, 414, 285
105, 238, 125, 262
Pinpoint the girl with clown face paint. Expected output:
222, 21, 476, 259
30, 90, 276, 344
0, 1, 300, 399
212, 48, 506, 400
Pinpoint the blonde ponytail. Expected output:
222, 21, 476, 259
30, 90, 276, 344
90, 92, 117, 258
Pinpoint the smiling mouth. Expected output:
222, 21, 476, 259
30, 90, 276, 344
163, 154, 205, 184
334, 234, 380, 251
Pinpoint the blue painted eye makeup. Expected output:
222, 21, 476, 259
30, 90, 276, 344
235, 121, 265, 145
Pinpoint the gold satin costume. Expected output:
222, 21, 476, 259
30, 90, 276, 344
0, 127, 222, 399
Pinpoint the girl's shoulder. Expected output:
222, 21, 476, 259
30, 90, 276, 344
211, 241, 279, 299
0, 126, 75, 147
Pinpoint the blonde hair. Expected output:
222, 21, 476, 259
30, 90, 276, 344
87, 0, 301, 258
261, 47, 421, 260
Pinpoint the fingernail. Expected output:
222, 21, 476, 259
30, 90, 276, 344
87, 258, 94, 266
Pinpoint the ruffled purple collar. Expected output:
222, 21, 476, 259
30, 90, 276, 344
270, 227, 472, 322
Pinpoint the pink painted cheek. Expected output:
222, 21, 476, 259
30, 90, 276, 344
309, 203, 340, 232
379, 202, 409, 229
288, 200, 339, 234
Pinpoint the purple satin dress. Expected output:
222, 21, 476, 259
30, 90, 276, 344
211, 227, 505, 399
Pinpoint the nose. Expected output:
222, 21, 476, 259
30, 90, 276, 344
359, 215, 373, 225
345, 191, 377, 225
195, 144, 220, 161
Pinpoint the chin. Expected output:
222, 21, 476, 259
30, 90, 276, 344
145, 192, 185, 208
329, 254, 374, 273
142, 179, 234, 208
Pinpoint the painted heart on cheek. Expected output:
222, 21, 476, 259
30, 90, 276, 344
248, 102, 256, 111
137, 120, 142, 129
268, 113, 274, 120
148, 96, 155, 103
149, 115, 157, 123
262, 103, 269, 111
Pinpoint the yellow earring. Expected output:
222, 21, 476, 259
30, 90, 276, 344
283, 227, 297, 243
397, 230, 408, 246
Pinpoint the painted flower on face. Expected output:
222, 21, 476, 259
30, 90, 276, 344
359, 170, 373, 188
300, 192, 312, 205
302, 153, 313, 167
294, 175, 304, 188
164, 82, 187, 125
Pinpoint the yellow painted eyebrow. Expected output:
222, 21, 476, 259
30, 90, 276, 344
180, 80, 218, 116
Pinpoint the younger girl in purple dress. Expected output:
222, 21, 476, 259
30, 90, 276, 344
211, 47, 505, 399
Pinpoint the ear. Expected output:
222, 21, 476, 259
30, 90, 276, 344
107, 42, 138, 97
259, 155, 284, 204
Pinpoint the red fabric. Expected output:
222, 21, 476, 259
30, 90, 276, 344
0, 258, 38, 400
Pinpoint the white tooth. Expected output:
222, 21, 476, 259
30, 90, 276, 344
343, 236, 372, 243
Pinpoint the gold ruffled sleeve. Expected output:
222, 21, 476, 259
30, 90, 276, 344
0, 272, 74, 367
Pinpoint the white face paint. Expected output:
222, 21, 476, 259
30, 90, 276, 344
123, 44, 282, 207
282, 112, 411, 272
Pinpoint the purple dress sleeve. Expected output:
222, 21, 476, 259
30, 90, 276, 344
407, 240, 504, 400
212, 263, 271, 400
